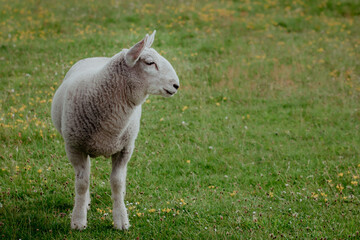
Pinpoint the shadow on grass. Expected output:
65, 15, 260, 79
1, 194, 134, 239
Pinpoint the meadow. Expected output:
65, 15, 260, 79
0, 0, 359, 239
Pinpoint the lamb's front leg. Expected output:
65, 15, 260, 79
66, 145, 91, 230
111, 147, 133, 230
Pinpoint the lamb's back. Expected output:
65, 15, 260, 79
64, 57, 110, 83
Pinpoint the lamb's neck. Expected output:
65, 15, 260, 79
88, 73, 135, 138
96, 60, 147, 111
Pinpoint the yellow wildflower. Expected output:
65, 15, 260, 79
162, 208, 171, 213
336, 184, 344, 191
180, 199, 186, 205
329, 70, 338, 77
311, 192, 319, 198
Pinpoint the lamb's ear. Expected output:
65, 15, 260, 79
145, 30, 156, 48
125, 35, 148, 67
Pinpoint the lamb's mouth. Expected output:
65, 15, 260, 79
164, 88, 175, 95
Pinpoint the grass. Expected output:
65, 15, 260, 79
0, 0, 359, 239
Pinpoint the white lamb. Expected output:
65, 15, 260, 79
51, 31, 179, 230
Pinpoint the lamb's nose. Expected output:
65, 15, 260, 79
173, 84, 179, 90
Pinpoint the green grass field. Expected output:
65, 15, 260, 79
1, 0, 359, 239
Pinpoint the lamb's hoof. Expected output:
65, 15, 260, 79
71, 221, 87, 231
114, 221, 130, 230
86, 203, 91, 211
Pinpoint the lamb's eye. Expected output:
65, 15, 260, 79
144, 59, 158, 70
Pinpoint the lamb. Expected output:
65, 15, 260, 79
51, 30, 179, 230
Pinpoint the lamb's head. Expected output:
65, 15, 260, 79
124, 31, 180, 98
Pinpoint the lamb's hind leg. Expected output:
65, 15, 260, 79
66, 145, 91, 230
111, 146, 133, 230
